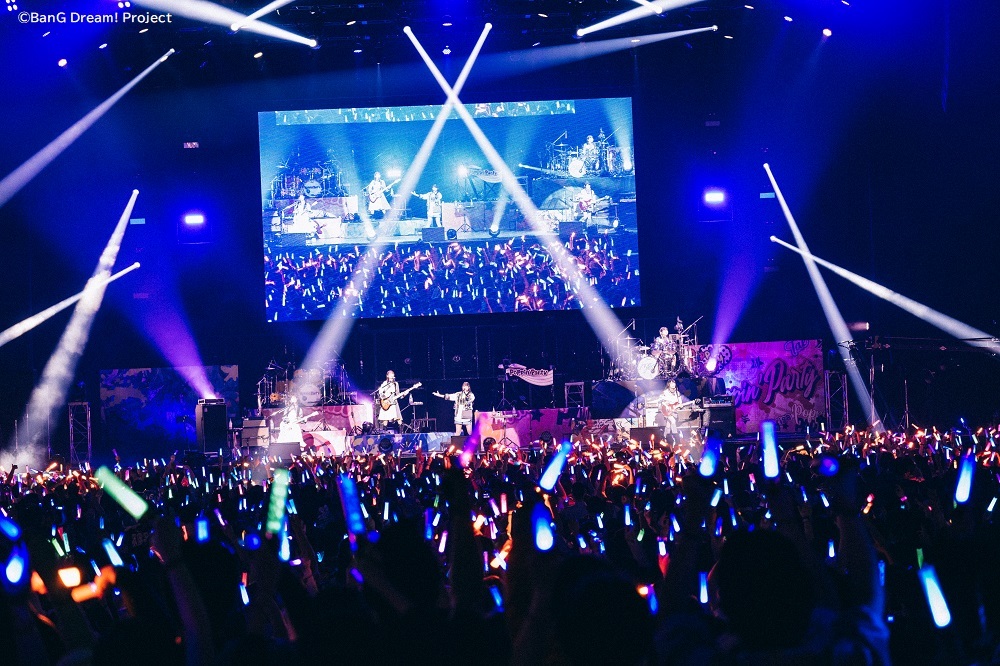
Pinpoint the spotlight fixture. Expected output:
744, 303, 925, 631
703, 188, 726, 205
822, 28, 832, 37
253, 51, 263, 59
446, 229, 458, 241
99, 43, 108, 49
783, 15, 793, 21
442, 45, 451, 55
57, 58, 68, 67
488, 224, 500, 238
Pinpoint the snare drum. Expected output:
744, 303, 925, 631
568, 157, 586, 178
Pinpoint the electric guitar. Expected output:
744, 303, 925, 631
651, 397, 700, 417
367, 178, 401, 203
379, 382, 422, 411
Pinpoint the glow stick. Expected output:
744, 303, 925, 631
699, 572, 708, 604
955, 453, 974, 504
102, 539, 124, 567
96, 467, 148, 520
539, 441, 572, 492
699, 434, 721, 477
337, 474, 366, 539
918, 565, 952, 628
532, 502, 555, 551
265, 469, 290, 535
761, 421, 779, 478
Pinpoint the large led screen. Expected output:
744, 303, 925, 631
259, 97, 639, 321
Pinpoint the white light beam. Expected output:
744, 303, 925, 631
405, 27, 644, 368
0, 262, 140, 349
764, 164, 883, 431
231, 0, 296, 32
769, 237, 1000, 355
577, 0, 705, 37
5, 191, 139, 465
132, 0, 316, 46
301, 25, 493, 370
0, 51, 173, 210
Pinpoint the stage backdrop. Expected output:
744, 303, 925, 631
100, 365, 240, 459
714, 340, 826, 434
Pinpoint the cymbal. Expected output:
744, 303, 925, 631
635, 345, 650, 351
552, 142, 567, 147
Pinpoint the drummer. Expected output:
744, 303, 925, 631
651, 326, 678, 376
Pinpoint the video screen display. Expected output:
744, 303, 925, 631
259, 97, 640, 321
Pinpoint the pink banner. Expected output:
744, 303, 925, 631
716, 339, 826, 434
474, 408, 587, 448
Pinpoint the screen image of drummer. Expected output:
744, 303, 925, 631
258, 97, 639, 322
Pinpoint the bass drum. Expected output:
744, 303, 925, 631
637, 355, 659, 380
568, 157, 586, 178
295, 382, 323, 407
303, 179, 323, 197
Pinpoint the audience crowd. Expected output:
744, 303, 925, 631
263, 233, 640, 321
3, 424, 1000, 664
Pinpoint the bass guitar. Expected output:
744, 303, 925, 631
380, 382, 422, 411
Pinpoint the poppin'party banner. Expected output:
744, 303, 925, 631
714, 339, 826, 434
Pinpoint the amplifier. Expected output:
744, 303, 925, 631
702, 395, 734, 408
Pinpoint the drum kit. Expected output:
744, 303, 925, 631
256, 358, 353, 411
608, 319, 703, 381
544, 131, 630, 178
269, 159, 349, 203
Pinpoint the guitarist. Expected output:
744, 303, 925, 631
658, 379, 684, 444
366, 171, 393, 219
375, 370, 403, 430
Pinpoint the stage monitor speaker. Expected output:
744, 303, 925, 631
450, 435, 481, 453
591, 381, 635, 419
559, 221, 585, 236
196, 401, 227, 453
706, 407, 736, 438
421, 226, 446, 242
269, 442, 301, 460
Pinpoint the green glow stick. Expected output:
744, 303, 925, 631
266, 469, 290, 535
96, 466, 149, 520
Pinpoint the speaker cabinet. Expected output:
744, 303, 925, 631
706, 407, 736, 438
196, 401, 227, 453
421, 226, 446, 242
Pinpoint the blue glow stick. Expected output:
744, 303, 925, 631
539, 441, 572, 492
195, 517, 209, 543
918, 565, 952, 628
761, 421, 779, 478
710, 488, 723, 507
101, 539, 124, 567
955, 453, 975, 504
532, 502, 555, 552
699, 434, 721, 477
699, 572, 708, 604
337, 474, 366, 539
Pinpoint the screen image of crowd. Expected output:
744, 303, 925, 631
4, 423, 1000, 664
264, 232, 640, 321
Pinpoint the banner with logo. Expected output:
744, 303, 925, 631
713, 339, 826, 434
506, 363, 554, 387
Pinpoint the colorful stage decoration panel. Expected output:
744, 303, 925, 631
99, 365, 239, 458
715, 339, 826, 434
